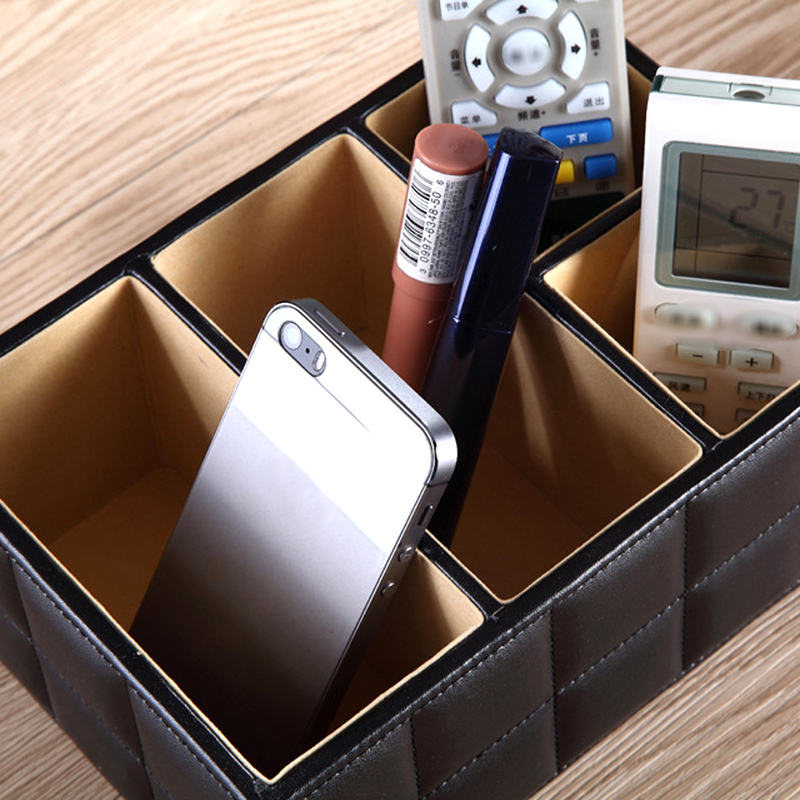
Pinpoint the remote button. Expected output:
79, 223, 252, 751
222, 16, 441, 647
558, 11, 587, 79
539, 117, 613, 147
483, 132, 500, 152
738, 382, 787, 403
556, 159, 575, 185
676, 343, 720, 366
584, 153, 618, 180
495, 78, 565, 108
736, 408, 758, 424
567, 81, 612, 114
439, 0, 483, 20
486, 0, 558, 24
501, 28, 552, 76
451, 100, 498, 128
730, 348, 774, 371
654, 373, 707, 394
737, 311, 797, 339
655, 302, 718, 330
465, 25, 494, 91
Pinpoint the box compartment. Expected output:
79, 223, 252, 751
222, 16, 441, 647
151, 140, 702, 601
446, 291, 702, 599
0, 276, 482, 779
153, 134, 404, 357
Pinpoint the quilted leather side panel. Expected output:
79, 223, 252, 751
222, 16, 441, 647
295, 721, 418, 800
684, 416, 800, 666
0, 546, 49, 709
411, 614, 555, 798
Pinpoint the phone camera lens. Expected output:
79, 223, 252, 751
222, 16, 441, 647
280, 322, 303, 350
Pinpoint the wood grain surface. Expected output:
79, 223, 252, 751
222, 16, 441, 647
2, 1, 800, 797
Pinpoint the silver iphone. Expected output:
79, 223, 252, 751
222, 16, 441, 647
131, 299, 457, 774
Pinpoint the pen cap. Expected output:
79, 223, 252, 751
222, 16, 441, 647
450, 128, 562, 334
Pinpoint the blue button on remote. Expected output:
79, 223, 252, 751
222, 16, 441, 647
584, 153, 618, 180
482, 133, 500, 154
539, 118, 614, 149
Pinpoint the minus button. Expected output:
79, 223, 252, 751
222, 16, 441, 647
676, 343, 719, 366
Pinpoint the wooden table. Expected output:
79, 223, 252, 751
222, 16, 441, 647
2, 1, 800, 796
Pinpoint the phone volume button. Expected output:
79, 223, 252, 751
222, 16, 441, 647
381, 582, 398, 599
398, 545, 416, 563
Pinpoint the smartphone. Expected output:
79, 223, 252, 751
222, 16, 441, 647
130, 299, 456, 774
415, 0, 634, 241
633, 66, 800, 434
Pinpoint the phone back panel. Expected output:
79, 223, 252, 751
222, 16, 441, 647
130, 300, 455, 774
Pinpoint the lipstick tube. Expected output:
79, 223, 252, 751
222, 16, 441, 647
382, 124, 489, 390
421, 128, 563, 546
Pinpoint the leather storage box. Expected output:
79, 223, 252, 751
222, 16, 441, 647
4, 46, 799, 800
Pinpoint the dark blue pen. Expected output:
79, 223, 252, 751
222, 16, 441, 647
421, 127, 562, 546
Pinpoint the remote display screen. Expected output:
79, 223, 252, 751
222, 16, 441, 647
671, 152, 799, 290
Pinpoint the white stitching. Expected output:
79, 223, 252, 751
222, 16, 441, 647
8, 558, 243, 800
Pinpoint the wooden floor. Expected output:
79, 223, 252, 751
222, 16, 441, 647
3, 0, 800, 797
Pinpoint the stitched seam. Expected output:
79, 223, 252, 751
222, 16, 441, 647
556, 411, 800, 609
556, 597, 683, 695
299, 616, 551, 798
409, 714, 422, 800
552, 491, 800, 699
421, 697, 554, 800
296, 614, 554, 797
691, 417, 798, 504
9, 556, 241, 800
548, 607, 559, 768
0, 595, 32, 642
2, 412, 800, 799
687, 572, 800, 673
682, 501, 690, 672
301, 722, 413, 799
6, 548, 55, 719
405, 612, 550, 714
33, 646, 165, 800
396, 440, 800, 796
690, 496, 800, 593
5, 454, 797, 800
556, 505, 685, 606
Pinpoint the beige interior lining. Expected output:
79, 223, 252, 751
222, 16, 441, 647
0, 107, 709, 776
153, 134, 406, 355
150, 133, 703, 604
544, 208, 641, 351
0, 279, 236, 626
448, 293, 702, 598
0, 275, 482, 779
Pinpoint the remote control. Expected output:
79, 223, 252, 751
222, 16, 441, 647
634, 67, 800, 435
416, 0, 634, 235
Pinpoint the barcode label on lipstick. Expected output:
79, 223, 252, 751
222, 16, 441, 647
396, 158, 483, 284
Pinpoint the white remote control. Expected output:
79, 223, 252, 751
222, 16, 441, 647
634, 67, 800, 435
416, 0, 634, 234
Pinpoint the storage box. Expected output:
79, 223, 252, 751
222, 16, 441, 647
5, 47, 800, 800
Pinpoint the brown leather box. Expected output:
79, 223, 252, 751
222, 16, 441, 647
2, 47, 799, 800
